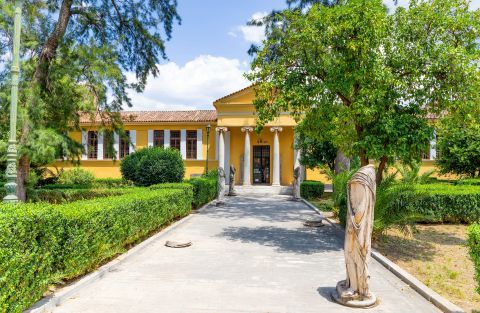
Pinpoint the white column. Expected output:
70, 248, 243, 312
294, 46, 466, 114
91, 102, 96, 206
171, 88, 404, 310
81, 130, 88, 160
241, 127, 253, 186
129, 130, 137, 153
197, 129, 203, 160
270, 127, 283, 186
430, 130, 437, 160
164, 130, 170, 148
180, 129, 187, 159
97, 132, 104, 160
216, 127, 227, 169
147, 130, 154, 147
113, 132, 120, 159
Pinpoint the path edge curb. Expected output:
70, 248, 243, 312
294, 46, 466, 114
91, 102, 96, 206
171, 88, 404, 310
26, 200, 215, 313
301, 198, 465, 313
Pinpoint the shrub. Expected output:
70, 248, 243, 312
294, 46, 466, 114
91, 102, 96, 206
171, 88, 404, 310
188, 177, 217, 208
300, 180, 325, 200
151, 179, 217, 209
331, 169, 356, 227
58, 168, 95, 187
202, 168, 218, 179
93, 178, 133, 188
31, 188, 132, 204
120, 147, 185, 186
468, 224, 480, 294
0, 187, 192, 312
455, 178, 480, 186
390, 184, 480, 223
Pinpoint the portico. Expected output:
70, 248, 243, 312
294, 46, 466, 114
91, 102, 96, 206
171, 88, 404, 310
213, 86, 297, 187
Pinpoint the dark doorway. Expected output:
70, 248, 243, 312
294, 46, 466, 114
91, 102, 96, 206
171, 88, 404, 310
253, 145, 270, 184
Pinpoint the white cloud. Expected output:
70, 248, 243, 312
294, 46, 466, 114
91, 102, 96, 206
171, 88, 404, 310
231, 11, 268, 44
127, 55, 250, 111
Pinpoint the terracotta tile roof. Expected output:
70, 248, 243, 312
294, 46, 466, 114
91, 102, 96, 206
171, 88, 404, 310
80, 110, 217, 124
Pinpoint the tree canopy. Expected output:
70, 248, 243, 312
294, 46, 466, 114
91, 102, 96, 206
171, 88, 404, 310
247, 0, 480, 182
0, 0, 180, 199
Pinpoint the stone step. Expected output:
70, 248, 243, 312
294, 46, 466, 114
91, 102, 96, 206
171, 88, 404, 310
231, 185, 293, 195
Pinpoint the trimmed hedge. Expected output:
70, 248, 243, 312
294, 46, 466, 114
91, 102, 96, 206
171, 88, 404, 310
300, 180, 325, 200
32, 188, 133, 204
468, 224, 480, 294
120, 147, 185, 186
390, 184, 480, 223
188, 177, 217, 208
0, 186, 192, 312
151, 178, 217, 209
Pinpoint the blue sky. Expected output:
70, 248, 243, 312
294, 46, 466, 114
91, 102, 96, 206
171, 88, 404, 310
127, 0, 480, 112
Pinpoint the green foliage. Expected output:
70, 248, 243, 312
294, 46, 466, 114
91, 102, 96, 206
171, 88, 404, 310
296, 127, 337, 171
93, 178, 134, 188
188, 177, 218, 208
468, 224, 480, 294
456, 178, 480, 186
0, 187, 192, 312
31, 188, 133, 204
436, 118, 480, 178
331, 167, 357, 227
120, 147, 185, 186
300, 180, 325, 200
247, 0, 480, 177
390, 184, 480, 224
58, 168, 95, 187
202, 169, 219, 179
395, 162, 436, 184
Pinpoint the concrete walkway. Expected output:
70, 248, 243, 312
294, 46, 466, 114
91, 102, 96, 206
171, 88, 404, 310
50, 195, 440, 313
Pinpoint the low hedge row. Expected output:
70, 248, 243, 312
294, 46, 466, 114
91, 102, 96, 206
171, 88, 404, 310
151, 177, 217, 209
32, 188, 132, 204
0, 186, 193, 312
300, 180, 325, 200
187, 177, 217, 208
390, 184, 480, 223
468, 224, 480, 294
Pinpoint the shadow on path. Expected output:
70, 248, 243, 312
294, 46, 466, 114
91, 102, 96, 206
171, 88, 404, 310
218, 225, 342, 254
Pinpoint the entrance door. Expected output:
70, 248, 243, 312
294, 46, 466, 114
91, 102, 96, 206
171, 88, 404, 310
253, 145, 270, 184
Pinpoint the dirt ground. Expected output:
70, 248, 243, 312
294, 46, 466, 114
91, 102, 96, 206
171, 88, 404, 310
373, 224, 480, 313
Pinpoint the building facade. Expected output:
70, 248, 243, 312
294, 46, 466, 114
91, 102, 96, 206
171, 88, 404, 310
53, 86, 438, 185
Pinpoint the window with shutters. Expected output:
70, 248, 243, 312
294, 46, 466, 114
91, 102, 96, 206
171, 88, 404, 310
154, 130, 164, 147
187, 130, 197, 159
170, 130, 181, 150
120, 131, 130, 159
87, 131, 98, 159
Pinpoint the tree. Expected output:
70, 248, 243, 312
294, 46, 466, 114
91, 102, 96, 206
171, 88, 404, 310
296, 129, 337, 172
0, 0, 180, 200
247, 0, 480, 183
436, 117, 480, 177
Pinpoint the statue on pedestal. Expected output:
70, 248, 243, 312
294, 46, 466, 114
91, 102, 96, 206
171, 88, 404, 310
216, 167, 226, 206
228, 165, 237, 196
333, 165, 377, 308
292, 166, 301, 201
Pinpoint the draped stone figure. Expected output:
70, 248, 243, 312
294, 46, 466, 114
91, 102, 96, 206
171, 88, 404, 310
216, 167, 226, 206
228, 165, 237, 196
292, 166, 301, 201
333, 165, 377, 308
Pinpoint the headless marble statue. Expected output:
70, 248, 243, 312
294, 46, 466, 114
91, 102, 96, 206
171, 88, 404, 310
333, 165, 377, 308
292, 166, 301, 201
216, 167, 226, 206
228, 165, 237, 196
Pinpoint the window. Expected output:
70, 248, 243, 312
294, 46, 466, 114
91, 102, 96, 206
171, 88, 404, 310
120, 131, 130, 159
154, 130, 164, 147
87, 131, 98, 159
187, 130, 197, 159
103, 131, 114, 159
170, 130, 181, 150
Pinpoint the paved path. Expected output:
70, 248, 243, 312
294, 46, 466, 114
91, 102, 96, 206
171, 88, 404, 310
51, 195, 440, 313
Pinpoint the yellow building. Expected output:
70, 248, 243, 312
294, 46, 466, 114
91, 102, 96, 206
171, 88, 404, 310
54, 86, 438, 185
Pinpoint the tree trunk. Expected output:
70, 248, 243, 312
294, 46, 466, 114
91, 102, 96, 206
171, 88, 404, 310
16, 155, 29, 202
359, 150, 369, 166
15, 0, 74, 200
376, 156, 388, 184
334, 150, 350, 174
